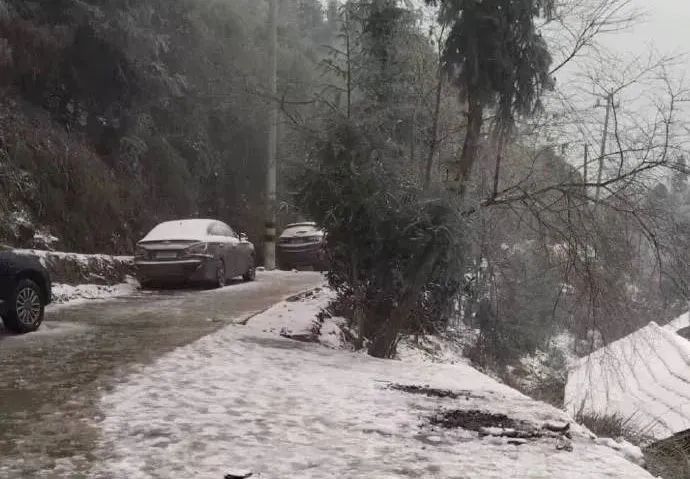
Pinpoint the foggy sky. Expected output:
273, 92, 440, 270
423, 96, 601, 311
605, 0, 690, 66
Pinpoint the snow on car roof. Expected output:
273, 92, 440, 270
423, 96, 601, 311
280, 223, 323, 238
140, 219, 217, 242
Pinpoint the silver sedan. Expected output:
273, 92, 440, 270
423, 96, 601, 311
135, 219, 256, 288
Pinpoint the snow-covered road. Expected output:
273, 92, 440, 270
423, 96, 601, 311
0, 271, 325, 478
40, 289, 654, 478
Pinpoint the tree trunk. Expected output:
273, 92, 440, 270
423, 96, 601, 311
424, 74, 443, 190
455, 92, 483, 197
491, 123, 510, 198
345, 8, 352, 120
411, 105, 416, 169
351, 249, 366, 350
367, 241, 442, 358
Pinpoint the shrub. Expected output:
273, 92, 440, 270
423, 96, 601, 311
294, 121, 465, 358
645, 433, 690, 479
575, 412, 639, 441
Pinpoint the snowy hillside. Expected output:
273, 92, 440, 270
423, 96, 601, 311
565, 320, 690, 440
56, 288, 654, 479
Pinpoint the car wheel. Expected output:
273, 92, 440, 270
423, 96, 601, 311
2, 279, 45, 334
215, 260, 226, 288
242, 257, 256, 282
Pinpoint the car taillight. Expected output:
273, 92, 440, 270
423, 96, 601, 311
135, 246, 148, 258
184, 242, 209, 256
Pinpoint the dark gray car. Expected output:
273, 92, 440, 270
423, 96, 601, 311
135, 219, 256, 288
277, 222, 326, 271
0, 250, 52, 333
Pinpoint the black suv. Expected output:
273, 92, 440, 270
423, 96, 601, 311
0, 250, 52, 334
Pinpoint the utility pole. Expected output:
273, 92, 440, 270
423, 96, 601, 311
595, 92, 615, 202
583, 143, 588, 195
264, 0, 278, 270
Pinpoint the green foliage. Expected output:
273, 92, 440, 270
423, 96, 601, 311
0, 0, 333, 254
645, 433, 690, 479
429, 0, 553, 122
575, 411, 639, 440
424, 0, 554, 192
464, 240, 567, 365
294, 120, 465, 357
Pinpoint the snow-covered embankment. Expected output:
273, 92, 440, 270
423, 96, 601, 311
14, 249, 138, 305
79, 287, 653, 479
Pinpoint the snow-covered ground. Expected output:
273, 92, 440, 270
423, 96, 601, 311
48, 287, 652, 479
50, 277, 140, 307
249, 286, 342, 345
396, 333, 471, 365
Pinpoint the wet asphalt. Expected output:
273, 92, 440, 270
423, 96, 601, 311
0, 271, 324, 477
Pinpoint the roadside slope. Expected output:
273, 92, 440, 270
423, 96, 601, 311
71, 289, 653, 479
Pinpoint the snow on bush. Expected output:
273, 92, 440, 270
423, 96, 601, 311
32, 230, 59, 250
14, 249, 134, 285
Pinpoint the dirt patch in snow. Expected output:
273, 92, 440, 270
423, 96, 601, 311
429, 409, 575, 445
285, 287, 323, 302
279, 329, 319, 342
431, 409, 519, 431
389, 383, 483, 400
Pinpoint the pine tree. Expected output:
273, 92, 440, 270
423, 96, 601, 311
425, 0, 554, 195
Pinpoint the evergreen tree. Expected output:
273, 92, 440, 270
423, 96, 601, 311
425, 0, 554, 194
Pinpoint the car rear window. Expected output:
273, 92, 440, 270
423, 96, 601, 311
142, 220, 214, 241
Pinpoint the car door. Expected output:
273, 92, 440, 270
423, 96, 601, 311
219, 222, 241, 277
237, 231, 253, 272
233, 229, 253, 274
207, 222, 235, 277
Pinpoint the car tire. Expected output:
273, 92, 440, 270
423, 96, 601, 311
215, 260, 226, 288
242, 257, 256, 282
2, 279, 45, 334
